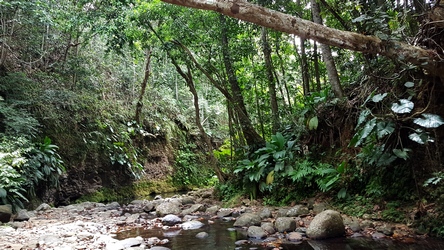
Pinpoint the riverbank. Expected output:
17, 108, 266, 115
0, 188, 432, 250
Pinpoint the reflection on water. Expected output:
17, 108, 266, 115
116, 219, 444, 250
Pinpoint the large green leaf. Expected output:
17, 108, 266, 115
353, 118, 377, 147
272, 132, 285, 150
376, 121, 395, 139
408, 130, 434, 144
308, 116, 318, 130
413, 113, 444, 128
356, 109, 370, 128
391, 99, 414, 114
393, 148, 411, 160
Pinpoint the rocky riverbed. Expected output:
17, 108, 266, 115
0, 189, 425, 250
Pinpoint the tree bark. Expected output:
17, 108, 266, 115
311, 0, 344, 98
261, 27, 280, 134
170, 57, 225, 182
135, 49, 152, 124
220, 15, 265, 148
297, 37, 310, 96
161, 0, 444, 79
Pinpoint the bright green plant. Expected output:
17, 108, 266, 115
172, 143, 214, 187
0, 139, 29, 209
23, 136, 65, 196
95, 120, 145, 179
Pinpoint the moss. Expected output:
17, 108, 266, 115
76, 178, 184, 204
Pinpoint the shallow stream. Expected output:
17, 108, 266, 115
116, 218, 444, 250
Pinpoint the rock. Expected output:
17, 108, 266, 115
206, 205, 220, 215
277, 208, 289, 217
286, 232, 303, 242
377, 223, 395, 236
312, 203, 329, 214
143, 202, 155, 212
105, 202, 121, 210
181, 196, 195, 205
35, 203, 51, 211
162, 214, 182, 226
306, 210, 345, 240
372, 232, 386, 239
106, 236, 143, 250
259, 207, 272, 219
181, 220, 205, 230
181, 204, 204, 215
275, 217, 296, 233
233, 213, 261, 227
156, 202, 181, 217
261, 222, 275, 234
15, 209, 35, 221
286, 205, 309, 217
126, 213, 140, 224
0, 204, 12, 223
150, 247, 171, 250
217, 208, 233, 217
234, 240, 250, 246
195, 232, 209, 238
247, 226, 267, 239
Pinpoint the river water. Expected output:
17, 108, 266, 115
116, 218, 444, 250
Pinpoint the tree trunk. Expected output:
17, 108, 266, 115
261, 27, 280, 134
135, 49, 152, 124
161, 0, 444, 79
298, 37, 310, 96
313, 41, 321, 92
311, 0, 344, 98
170, 58, 225, 182
219, 14, 265, 148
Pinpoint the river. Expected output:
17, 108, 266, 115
116, 218, 444, 250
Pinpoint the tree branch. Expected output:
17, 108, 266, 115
161, 0, 444, 78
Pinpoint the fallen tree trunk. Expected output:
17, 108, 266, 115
161, 0, 444, 79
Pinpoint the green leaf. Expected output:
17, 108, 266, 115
274, 161, 284, 171
408, 131, 433, 144
0, 188, 6, 198
413, 113, 444, 128
356, 109, 370, 128
392, 148, 410, 160
272, 132, 285, 149
404, 81, 414, 88
337, 161, 346, 174
308, 116, 319, 130
376, 121, 395, 139
372, 93, 387, 103
354, 118, 377, 147
338, 188, 347, 199
266, 171, 274, 185
391, 99, 414, 114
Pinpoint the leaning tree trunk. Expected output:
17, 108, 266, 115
311, 0, 344, 98
170, 58, 225, 182
220, 14, 265, 148
135, 49, 152, 124
161, 0, 444, 80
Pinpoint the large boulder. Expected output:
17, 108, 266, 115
156, 202, 181, 217
275, 217, 296, 233
0, 204, 12, 223
306, 210, 345, 240
233, 213, 261, 227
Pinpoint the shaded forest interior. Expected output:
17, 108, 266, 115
1, 0, 444, 236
